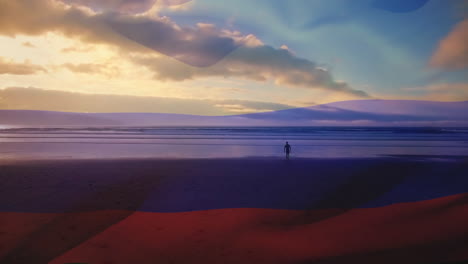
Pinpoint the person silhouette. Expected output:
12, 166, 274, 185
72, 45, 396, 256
284, 141, 291, 159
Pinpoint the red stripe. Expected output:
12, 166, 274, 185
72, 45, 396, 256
1, 193, 467, 264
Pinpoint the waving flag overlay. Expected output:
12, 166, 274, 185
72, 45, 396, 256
1, 0, 468, 263
1, 158, 467, 264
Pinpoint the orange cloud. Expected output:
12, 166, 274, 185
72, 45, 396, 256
0, 57, 46, 75
404, 83, 468, 101
430, 19, 468, 70
62, 63, 120, 77
0, 87, 294, 115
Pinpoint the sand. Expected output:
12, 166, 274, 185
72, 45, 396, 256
0, 157, 467, 264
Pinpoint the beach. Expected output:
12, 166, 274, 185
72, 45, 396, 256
1, 0, 466, 261
2, 0, 467, 262
1, 157, 467, 264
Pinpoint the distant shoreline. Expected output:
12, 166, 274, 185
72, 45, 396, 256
1, 154, 467, 165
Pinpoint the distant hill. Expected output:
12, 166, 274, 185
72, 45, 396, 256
0, 110, 119, 127
1, 100, 467, 127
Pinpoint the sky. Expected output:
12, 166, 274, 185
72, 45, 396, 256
0, 0, 467, 115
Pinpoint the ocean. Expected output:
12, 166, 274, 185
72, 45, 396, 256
1, 126, 467, 160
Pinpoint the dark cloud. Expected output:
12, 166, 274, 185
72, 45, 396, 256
135, 46, 370, 97
0, 0, 369, 96
0, 87, 295, 115
0, 0, 240, 67
0, 57, 46, 75
108, 16, 240, 67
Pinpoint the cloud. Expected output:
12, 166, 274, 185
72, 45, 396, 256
0, 0, 119, 43
61, 0, 191, 14
0, 0, 244, 67
2, 95, 466, 127
0, 87, 295, 115
430, 19, 468, 70
214, 100, 293, 113
107, 17, 244, 66
404, 83, 468, 101
134, 45, 370, 97
0, 57, 46, 75
62, 63, 120, 77
0, 0, 369, 97
61, 46, 93, 53
21, 41, 35, 48
61, 0, 157, 14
